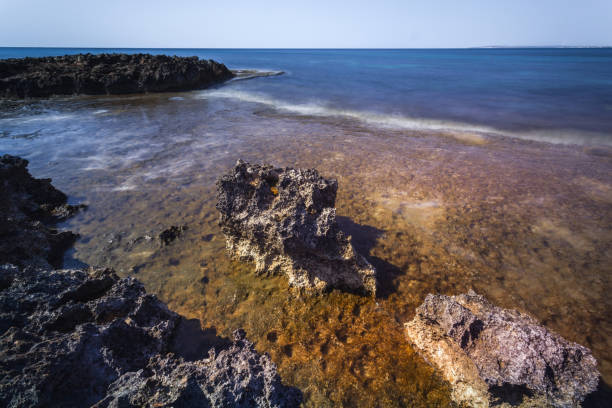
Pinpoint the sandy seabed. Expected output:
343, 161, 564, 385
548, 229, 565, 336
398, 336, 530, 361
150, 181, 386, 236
2, 93, 610, 406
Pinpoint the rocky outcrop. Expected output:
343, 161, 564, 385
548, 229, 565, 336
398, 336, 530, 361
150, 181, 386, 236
216, 160, 377, 296
405, 291, 600, 407
0, 265, 301, 408
0, 53, 234, 98
0, 154, 84, 268
0, 156, 301, 407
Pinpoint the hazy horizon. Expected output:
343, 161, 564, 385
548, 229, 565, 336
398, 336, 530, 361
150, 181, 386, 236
1, 0, 611, 48
1, 45, 611, 51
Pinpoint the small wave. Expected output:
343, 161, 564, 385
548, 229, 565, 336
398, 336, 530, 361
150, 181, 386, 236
199, 89, 612, 146
0, 113, 76, 124
230, 70, 285, 82
200, 89, 498, 136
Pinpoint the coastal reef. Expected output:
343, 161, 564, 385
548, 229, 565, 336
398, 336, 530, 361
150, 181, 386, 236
216, 159, 377, 296
0, 157, 301, 407
0, 265, 301, 408
0, 53, 234, 98
0, 154, 84, 268
405, 291, 600, 407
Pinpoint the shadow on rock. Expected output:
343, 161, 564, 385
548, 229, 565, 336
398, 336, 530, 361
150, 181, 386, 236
583, 379, 612, 408
170, 318, 231, 362
216, 160, 377, 296
336, 216, 405, 299
489, 383, 534, 406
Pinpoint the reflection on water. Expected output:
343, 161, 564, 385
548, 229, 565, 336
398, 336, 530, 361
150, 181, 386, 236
1, 92, 611, 407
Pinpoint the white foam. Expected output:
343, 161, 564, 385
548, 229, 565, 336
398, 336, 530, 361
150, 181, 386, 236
198, 89, 612, 146
230, 69, 286, 82
0, 113, 76, 124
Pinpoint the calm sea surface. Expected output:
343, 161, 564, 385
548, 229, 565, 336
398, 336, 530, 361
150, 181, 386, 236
2, 47, 612, 145
1, 48, 611, 406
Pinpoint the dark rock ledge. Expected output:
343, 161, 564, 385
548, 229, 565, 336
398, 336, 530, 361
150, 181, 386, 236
0, 155, 301, 407
0, 154, 85, 269
0, 53, 235, 98
216, 160, 377, 296
405, 291, 600, 407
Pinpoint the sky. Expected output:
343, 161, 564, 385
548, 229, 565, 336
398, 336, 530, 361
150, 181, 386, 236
1, 0, 611, 48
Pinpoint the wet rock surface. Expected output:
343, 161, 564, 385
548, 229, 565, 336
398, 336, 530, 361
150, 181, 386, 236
0, 157, 301, 407
0, 154, 84, 268
216, 159, 377, 296
405, 291, 600, 407
0, 265, 301, 408
0, 53, 234, 98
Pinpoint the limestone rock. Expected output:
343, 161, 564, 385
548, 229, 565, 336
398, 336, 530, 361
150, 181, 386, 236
0, 53, 234, 98
0, 265, 301, 407
405, 291, 600, 407
216, 160, 377, 296
0, 155, 301, 407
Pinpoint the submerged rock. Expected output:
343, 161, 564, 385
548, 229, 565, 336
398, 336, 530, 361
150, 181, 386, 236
216, 160, 377, 296
159, 225, 188, 246
81, 225, 189, 274
0, 53, 234, 98
0, 265, 301, 407
405, 291, 600, 407
0, 154, 84, 268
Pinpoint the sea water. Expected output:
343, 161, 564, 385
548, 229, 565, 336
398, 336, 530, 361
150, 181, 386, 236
1, 48, 611, 406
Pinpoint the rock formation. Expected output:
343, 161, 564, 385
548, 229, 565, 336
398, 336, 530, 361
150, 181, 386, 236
0, 154, 84, 268
0, 265, 301, 408
216, 159, 377, 296
405, 291, 600, 407
0, 53, 234, 98
0, 156, 301, 407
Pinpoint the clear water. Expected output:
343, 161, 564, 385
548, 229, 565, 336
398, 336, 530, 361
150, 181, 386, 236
1, 48, 611, 406
2, 47, 612, 145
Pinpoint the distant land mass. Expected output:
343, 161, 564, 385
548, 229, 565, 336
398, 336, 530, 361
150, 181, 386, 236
473, 45, 611, 48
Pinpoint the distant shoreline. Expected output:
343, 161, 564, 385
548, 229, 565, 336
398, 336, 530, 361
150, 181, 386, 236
1, 46, 611, 50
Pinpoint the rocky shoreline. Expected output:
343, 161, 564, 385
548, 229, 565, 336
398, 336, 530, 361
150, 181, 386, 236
0, 155, 301, 407
0, 155, 604, 407
0, 53, 234, 98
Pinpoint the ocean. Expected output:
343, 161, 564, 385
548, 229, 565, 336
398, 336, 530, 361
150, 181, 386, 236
2, 47, 612, 145
1, 48, 611, 406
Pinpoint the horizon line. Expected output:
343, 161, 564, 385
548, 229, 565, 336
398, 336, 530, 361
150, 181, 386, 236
1, 45, 611, 50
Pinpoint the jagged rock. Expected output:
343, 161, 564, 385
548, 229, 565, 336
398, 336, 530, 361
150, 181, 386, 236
216, 160, 377, 296
0, 155, 301, 407
0, 154, 84, 268
405, 291, 600, 407
0, 53, 234, 98
0, 264, 301, 407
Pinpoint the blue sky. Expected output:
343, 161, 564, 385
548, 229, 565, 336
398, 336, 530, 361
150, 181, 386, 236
1, 0, 611, 48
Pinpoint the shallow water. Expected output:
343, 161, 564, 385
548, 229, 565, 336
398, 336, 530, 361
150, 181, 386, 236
2, 49, 612, 406
1, 88, 611, 406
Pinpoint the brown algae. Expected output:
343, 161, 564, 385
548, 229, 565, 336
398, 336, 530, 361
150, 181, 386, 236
25, 94, 608, 407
